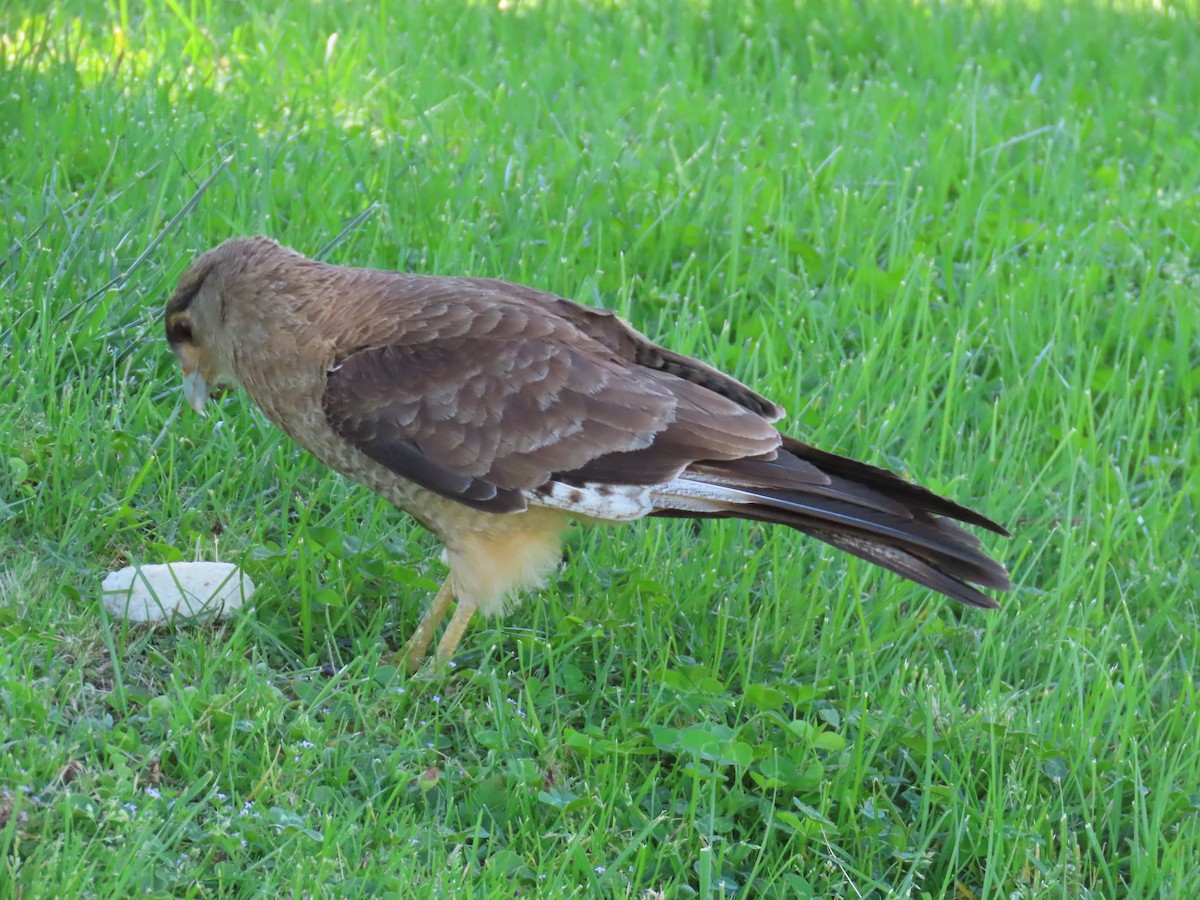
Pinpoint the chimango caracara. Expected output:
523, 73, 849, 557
165, 237, 1011, 671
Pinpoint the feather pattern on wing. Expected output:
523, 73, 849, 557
320, 285, 781, 512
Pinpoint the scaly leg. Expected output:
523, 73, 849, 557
432, 598, 478, 670
402, 578, 455, 674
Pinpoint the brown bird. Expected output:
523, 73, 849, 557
165, 237, 1011, 671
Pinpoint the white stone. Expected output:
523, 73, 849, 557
100, 562, 255, 623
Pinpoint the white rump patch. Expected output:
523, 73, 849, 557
650, 478, 750, 513
532, 480, 653, 522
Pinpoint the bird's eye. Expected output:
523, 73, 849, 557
168, 317, 194, 345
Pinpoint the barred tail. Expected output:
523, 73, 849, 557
652, 437, 1011, 608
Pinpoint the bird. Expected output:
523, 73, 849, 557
165, 236, 1011, 672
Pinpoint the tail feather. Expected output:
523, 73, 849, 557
815, 531, 1001, 609
781, 436, 1011, 536
653, 443, 1012, 607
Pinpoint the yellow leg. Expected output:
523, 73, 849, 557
432, 598, 478, 670
402, 578, 455, 674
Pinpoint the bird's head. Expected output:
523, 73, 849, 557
165, 236, 300, 414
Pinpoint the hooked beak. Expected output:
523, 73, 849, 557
174, 344, 210, 415
182, 368, 209, 415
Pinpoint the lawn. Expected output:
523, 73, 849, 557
1, 0, 1197, 896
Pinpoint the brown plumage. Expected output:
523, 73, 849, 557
165, 236, 1011, 671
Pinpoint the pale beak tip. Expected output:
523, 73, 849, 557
182, 369, 209, 416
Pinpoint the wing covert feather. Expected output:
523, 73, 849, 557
321, 298, 781, 512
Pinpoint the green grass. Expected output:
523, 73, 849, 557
2, 0, 1198, 895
